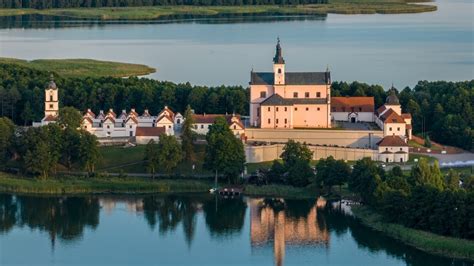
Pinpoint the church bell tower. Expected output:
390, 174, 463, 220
273, 38, 285, 85
44, 74, 59, 118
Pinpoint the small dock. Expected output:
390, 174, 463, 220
218, 186, 243, 196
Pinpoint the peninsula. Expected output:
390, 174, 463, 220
0, 58, 156, 78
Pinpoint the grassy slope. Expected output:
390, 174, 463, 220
95, 144, 211, 175
0, 1, 437, 20
0, 58, 156, 78
0, 173, 211, 194
352, 206, 474, 261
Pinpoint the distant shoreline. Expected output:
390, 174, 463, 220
0, 2, 437, 21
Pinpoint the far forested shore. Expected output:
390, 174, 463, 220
0, 1, 437, 20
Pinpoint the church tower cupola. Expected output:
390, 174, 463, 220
273, 37, 285, 85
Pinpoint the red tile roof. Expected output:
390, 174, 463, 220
331, 97, 374, 112
82, 117, 94, 124
43, 115, 57, 122
104, 116, 115, 123
376, 105, 387, 116
125, 116, 138, 124
402, 113, 412, 119
380, 109, 405, 123
192, 114, 243, 128
106, 109, 116, 118
377, 135, 408, 147
135, 127, 165, 137
85, 109, 96, 118
156, 114, 173, 124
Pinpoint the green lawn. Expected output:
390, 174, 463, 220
0, 58, 155, 78
0, 2, 437, 21
408, 154, 437, 163
352, 206, 474, 260
95, 144, 212, 176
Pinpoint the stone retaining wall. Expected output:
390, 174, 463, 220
246, 144, 377, 163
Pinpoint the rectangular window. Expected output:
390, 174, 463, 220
293, 92, 298, 98
305, 92, 309, 98
260, 91, 266, 98
294, 107, 298, 111
317, 107, 320, 111
267, 107, 270, 112
284, 119, 287, 124
389, 127, 392, 131
268, 119, 271, 124
397, 127, 400, 131
276, 107, 279, 112
201, 125, 204, 129
276, 119, 279, 124
306, 107, 309, 111
49, 104, 53, 109
284, 107, 287, 111
316, 92, 321, 98
50, 95, 53, 101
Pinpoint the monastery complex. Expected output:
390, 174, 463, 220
35, 40, 413, 163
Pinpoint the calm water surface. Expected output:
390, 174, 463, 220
0, 193, 471, 266
0, 0, 473, 88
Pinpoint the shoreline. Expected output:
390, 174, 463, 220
0, 174, 317, 199
351, 206, 474, 261
0, 3, 438, 21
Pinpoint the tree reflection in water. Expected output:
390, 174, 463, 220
0, 194, 99, 248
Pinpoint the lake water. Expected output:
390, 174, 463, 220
0, 0, 473, 88
0, 193, 471, 266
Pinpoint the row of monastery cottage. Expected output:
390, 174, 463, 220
38, 40, 413, 163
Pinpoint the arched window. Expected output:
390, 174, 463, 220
50, 95, 53, 102
278, 68, 282, 74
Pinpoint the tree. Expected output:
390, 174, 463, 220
281, 140, 312, 167
204, 117, 245, 185
145, 139, 159, 178
61, 128, 81, 170
410, 158, 444, 190
20, 102, 35, 126
181, 105, 195, 162
424, 135, 432, 148
316, 156, 350, 194
445, 169, 460, 190
78, 132, 100, 175
58, 106, 83, 129
24, 141, 55, 179
349, 158, 384, 204
156, 134, 182, 174
0, 118, 15, 165
267, 159, 286, 184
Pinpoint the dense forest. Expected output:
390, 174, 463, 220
0, 63, 472, 150
0, 0, 327, 9
0, 63, 248, 124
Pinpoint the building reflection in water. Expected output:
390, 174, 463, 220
249, 197, 329, 266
